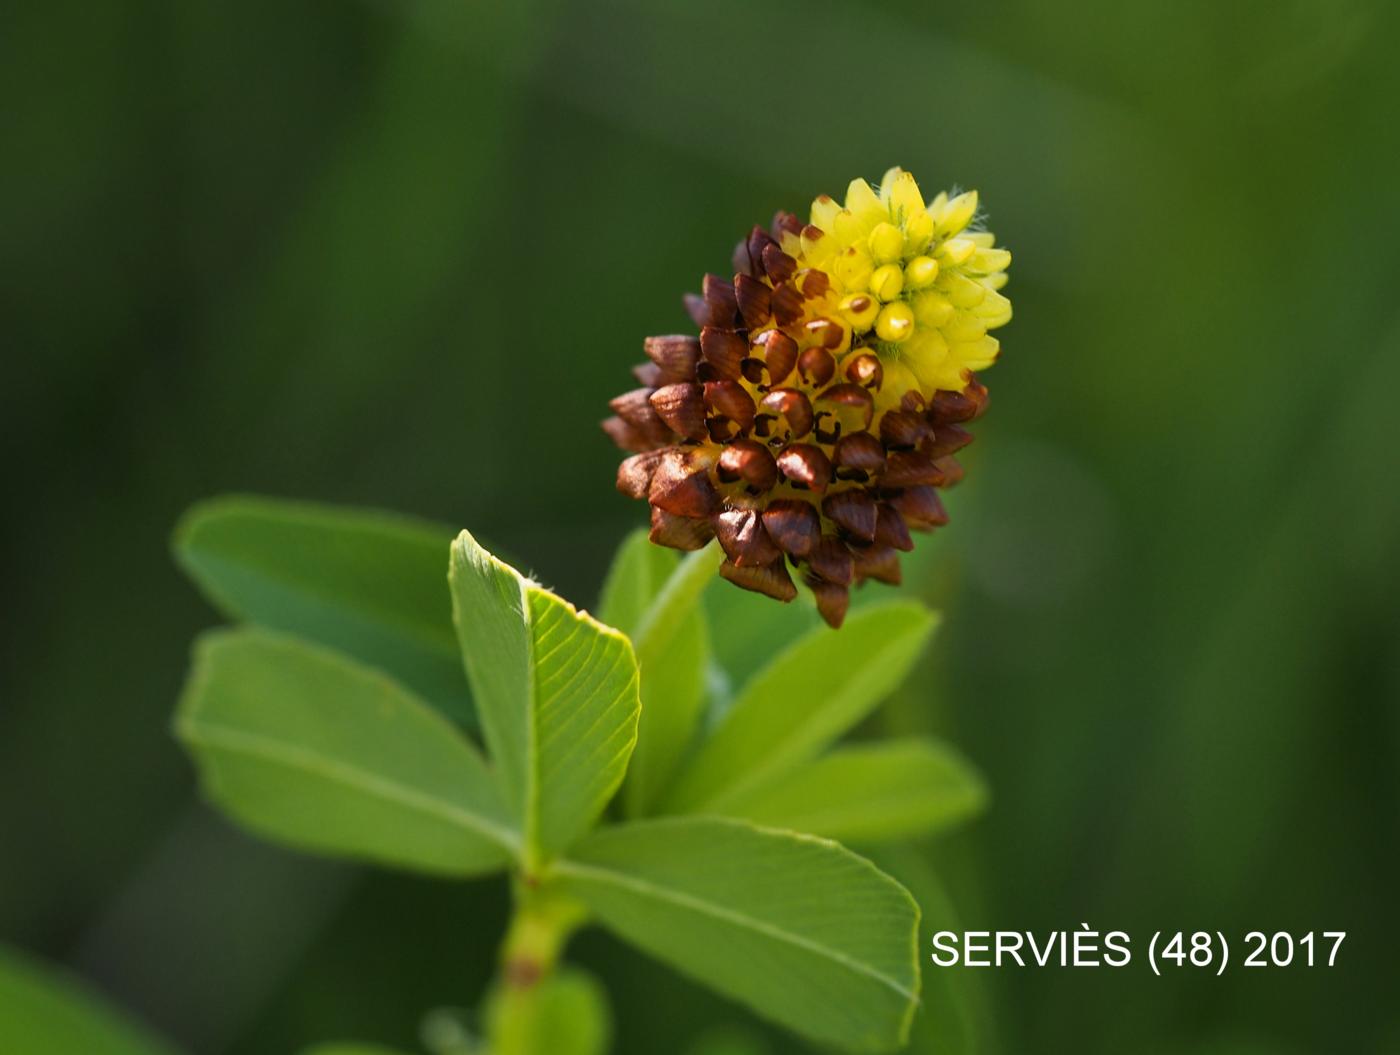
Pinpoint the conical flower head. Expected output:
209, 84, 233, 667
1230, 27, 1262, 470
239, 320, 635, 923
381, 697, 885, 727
603, 170, 1009, 628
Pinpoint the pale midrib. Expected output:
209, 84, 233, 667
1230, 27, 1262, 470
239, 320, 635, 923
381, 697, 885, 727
180, 719, 519, 851
553, 859, 915, 1001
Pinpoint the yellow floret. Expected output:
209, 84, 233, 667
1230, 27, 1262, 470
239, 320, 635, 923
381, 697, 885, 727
797, 166, 1011, 398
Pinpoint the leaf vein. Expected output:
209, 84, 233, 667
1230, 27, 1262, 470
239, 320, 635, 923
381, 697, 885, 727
554, 859, 915, 1001
180, 720, 518, 851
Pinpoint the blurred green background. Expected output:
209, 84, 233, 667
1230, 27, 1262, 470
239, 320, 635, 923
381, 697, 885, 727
3, 0, 1398, 1052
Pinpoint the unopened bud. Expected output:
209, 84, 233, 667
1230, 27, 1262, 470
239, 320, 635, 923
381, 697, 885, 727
875, 301, 915, 343
904, 255, 939, 289
839, 293, 879, 330
867, 222, 905, 265
869, 264, 905, 302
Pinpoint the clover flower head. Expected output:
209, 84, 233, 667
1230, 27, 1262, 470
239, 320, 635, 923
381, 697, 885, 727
604, 168, 1011, 628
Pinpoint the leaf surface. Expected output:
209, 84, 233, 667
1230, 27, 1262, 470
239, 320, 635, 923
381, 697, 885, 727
703, 575, 822, 693
450, 530, 640, 867
596, 528, 674, 636
719, 738, 986, 844
176, 628, 514, 875
174, 496, 472, 723
555, 817, 920, 1053
599, 532, 717, 815
662, 602, 937, 813
0, 945, 179, 1055
867, 847, 992, 1055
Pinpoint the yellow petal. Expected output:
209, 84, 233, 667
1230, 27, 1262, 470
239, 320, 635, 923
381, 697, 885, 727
833, 246, 874, 291
911, 289, 955, 328
973, 289, 1012, 327
845, 177, 885, 221
833, 208, 870, 245
968, 247, 1011, 274
949, 335, 1000, 372
929, 362, 973, 392
936, 236, 977, 266
876, 357, 923, 411
901, 210, 935, 254
810, 194, 841, 231
943, 310, 987, 343
903, 329, 950, 393
800, 226, 833, 267
936, 190, 979, 235
878, 166, 906, 200
936, 270, 987, 308
887, 169, 926, 220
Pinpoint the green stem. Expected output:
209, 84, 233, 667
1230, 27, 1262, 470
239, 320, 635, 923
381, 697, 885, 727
498, 878, 587, 991
479, 879, 589, 1054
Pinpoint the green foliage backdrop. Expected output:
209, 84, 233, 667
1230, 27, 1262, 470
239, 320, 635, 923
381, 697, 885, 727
3, 0, 1398, 1052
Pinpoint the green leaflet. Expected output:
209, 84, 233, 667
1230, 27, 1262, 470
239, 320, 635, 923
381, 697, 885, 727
0, 945, 180, 1055
175, 628, 515, 875
703, 574, 822, 694
867, 846, 993, 1055
662, 602, 938, 814
445, 528, 532, 782
172, 519, 943, 1054
554, 817, 920, 1054
450, 529, 640, 869
598, 531, 717, 815
700, 513, 942, 698
300, 1047, 413, 1055
486, 966, 612, 1055
597, 528, 675, 636
718, 738, 987, 845
174, 496, 472, 724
